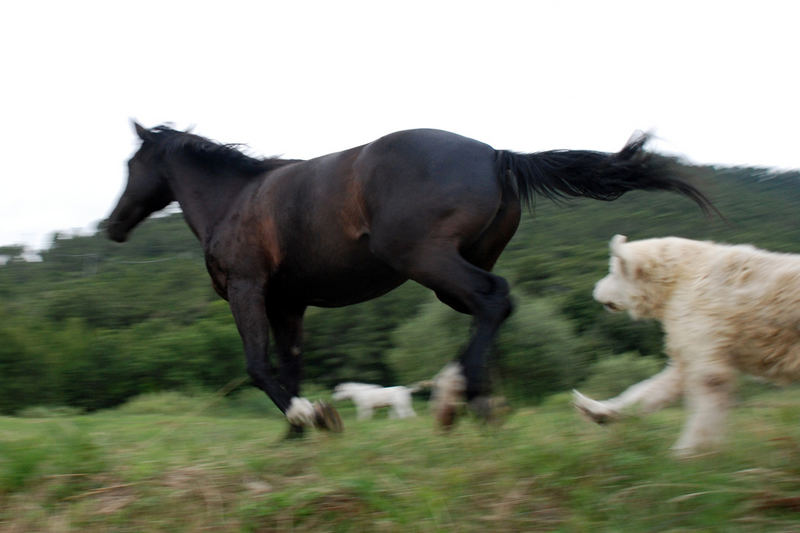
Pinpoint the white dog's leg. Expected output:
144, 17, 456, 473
574, 363, 683, 423
403, 398, 417, 418
395, 395, 416, 418
573, 390, 620, 424
357, 404, 373, 420
609, 363, 684, 413
672, 364, 735, 455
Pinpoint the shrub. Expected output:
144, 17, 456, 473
577, 352, 664, 398
385, 299, 471, 385
16, 406, 84, 418
494, 296, 593, 403
116, 391, 224, 416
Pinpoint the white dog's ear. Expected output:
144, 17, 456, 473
610, 234, 627, 253
610, 234, 630, 276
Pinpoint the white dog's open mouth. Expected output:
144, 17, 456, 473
602, 302, 622, 312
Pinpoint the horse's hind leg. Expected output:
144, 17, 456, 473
431, 201, 520, 315
461, 197, 521, 272
381, 244, 513, 427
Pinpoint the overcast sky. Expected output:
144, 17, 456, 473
1, 1, 798, 250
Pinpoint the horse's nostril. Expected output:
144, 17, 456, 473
106, 223, 128, 243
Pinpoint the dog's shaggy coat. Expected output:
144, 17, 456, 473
574, 234, 800, 455
331, 382, 418, 420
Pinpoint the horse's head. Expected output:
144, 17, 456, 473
105, 122, 175, 242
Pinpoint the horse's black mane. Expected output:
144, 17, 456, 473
142, 125, 301, 176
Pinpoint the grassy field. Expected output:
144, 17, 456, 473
3, 388, 800, 532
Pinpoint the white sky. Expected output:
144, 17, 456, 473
1, 1, 798, 250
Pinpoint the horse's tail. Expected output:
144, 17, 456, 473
495, 133, 717, 216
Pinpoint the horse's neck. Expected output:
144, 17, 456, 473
167, 161, 254, 245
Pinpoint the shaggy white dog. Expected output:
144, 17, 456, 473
332, 382, 420, 420
574, 234, 800, 455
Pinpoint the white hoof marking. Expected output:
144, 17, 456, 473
286, 397, 315, 426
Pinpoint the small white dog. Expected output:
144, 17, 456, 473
332, 382, 421, 420
574, 234, 800, 455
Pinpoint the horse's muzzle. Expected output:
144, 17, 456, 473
102, 219, 128, 243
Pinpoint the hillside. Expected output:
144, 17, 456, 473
1, 163, 799, 412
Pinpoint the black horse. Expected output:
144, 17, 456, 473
106, 123, 714, 436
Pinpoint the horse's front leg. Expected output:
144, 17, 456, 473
267, 303, 342, 437
228, 280, 340, 433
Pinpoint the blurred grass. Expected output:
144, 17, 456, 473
2, 387, 800, 531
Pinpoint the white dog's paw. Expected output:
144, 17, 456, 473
671, 435, 720, 458
671, 441, 717, 459
671, 443, 698, 458
572, 390, 620, 425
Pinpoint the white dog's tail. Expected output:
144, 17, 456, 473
407, 380, 433, 393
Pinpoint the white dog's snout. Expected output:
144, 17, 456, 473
592, 284, 602, 303
593, 275, 625, 313
592, 277, 610, 303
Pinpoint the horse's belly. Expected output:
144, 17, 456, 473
307, 277, 407, 307
274, 263, 407, 307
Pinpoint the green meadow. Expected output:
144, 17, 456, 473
3, 387, 800, 532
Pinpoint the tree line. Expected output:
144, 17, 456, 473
1, 163, 799, 413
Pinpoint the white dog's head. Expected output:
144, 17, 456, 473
593, 234, 686, 320
593, 234, 634, 313
331, 382, 378, 401
331, 383, 354, 400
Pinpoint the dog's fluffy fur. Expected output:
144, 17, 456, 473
332, 382, 418, 420
574, 234, 800, 455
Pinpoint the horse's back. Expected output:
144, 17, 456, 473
353, 129, 518, 271
266, 128, 506, 253
357, 128, 497, 180
356, 129, 503, 228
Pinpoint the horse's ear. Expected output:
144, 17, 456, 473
132, 120, 151, 141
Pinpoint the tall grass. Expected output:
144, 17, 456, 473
2, 387, 800, 531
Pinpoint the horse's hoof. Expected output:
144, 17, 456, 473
283, 424, 306, 440
435, 403, 459, 430
468, 396, 491, 420
313, 401, 343, 433
469, 396, 510, 426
